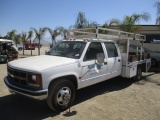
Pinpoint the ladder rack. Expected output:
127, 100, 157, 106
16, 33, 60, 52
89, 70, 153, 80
66, 27, 146, 41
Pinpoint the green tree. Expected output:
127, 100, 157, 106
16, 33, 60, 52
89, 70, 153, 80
31, 27, 46, 55
154, 1, 160, 24
14, 34, 21, 46
6, 29, 17, 40
74, 12, 98, 29
5, 30, 22, 46
74, 12, 87, 29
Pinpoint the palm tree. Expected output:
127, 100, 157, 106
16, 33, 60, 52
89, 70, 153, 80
102, 19, 120, 28
154, 1, 160, 24
57, 26, 68, 39
100, 19, 121, 34
105, 12, 150, 32
21, 32, 28, 55
45, 27, 64, 47
27, 30, 34, 55
31, 27, 46, 55
119, 12, 151, 32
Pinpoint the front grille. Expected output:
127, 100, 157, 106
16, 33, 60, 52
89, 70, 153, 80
7, 66, 41, 90
7, 67, 27, 86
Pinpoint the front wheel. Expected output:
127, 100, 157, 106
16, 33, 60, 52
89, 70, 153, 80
47, 79, 75, 112
133, 66, 142, 81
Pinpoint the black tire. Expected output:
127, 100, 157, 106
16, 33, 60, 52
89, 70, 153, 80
151, 58, 157, 67
133, 66, 142, 81
47, 79, 75, 112
18, 48, 22, 51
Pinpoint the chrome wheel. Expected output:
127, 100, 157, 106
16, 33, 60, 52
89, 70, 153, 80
47, 79, 75, 112
57, 87, 71, 106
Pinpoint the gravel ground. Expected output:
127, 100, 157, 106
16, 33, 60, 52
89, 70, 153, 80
0, 49, 160, 120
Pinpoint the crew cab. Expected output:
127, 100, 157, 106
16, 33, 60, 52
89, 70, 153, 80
4, 27, 151, 112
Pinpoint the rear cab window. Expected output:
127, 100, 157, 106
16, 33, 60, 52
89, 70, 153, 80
104, 42, 118, 58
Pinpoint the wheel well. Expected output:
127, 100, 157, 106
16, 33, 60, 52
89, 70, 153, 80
48, 75, 78, 90
151, 58, 157, 62
138, 64, 142, 67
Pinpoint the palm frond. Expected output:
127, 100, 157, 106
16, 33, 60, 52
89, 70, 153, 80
140, 12, 151, 21
108, 19, 121, 26
154, 1, 160, 16
21, 32, 28, 44
156, 16, 160, 25
27, 30, 34, 41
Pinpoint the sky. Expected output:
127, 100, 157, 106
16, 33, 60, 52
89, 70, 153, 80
0, 0, 158, 40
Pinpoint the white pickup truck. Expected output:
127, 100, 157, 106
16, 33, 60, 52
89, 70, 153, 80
4, 27, 151, 112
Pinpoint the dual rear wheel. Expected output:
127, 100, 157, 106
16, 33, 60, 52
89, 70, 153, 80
133, 66, 142, 81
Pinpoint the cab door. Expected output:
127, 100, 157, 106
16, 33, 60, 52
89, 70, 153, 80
104, 42, 122, 79
80, 42, 108, 88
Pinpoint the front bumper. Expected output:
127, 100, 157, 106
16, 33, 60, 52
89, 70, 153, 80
4, 77, 48, 100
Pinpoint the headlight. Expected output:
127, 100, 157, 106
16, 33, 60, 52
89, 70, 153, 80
32, 75, 36, 81
28, 74, 41, 87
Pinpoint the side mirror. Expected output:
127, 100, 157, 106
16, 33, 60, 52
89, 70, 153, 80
96, 53, 105, 63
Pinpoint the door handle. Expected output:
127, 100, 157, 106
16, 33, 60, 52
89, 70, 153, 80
118, 59, 121, 62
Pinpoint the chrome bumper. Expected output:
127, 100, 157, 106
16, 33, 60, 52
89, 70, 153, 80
4, 77, 48, 100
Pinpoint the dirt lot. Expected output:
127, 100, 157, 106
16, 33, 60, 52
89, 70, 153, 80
0, 49, 160, 120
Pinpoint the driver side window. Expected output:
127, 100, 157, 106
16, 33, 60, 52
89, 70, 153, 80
84, 42, 104, 61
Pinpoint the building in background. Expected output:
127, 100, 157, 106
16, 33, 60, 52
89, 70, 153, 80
137, 25, 160, 43
110, 25, 160, 43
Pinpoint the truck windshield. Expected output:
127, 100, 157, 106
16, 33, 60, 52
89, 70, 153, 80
46, 41, 86, 59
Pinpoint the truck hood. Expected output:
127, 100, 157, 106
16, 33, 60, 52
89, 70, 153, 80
8, 55, 77, 72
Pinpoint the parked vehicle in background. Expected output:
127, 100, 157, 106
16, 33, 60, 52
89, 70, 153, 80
24, 43, 35, 50
130, 45, 160, 67
0, 39, 18, 63
4, 27, 151, 112
17, 45, 23, 51
17, 43, 36, 50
